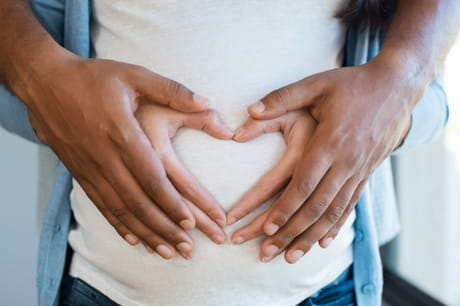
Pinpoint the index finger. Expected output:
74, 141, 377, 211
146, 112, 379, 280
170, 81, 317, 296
261, 124, 334, 236
115, 116, 196, 230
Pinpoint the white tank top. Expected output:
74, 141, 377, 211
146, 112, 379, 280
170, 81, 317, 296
68, 1, 355, 305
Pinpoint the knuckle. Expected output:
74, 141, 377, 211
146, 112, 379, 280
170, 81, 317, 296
297, 179, 315, 197
270, 211, 290, 227
111, 207, 130, 222
273, 87, 291, 109
163, 229, 184, 243
166, 79, 182, 105
145, 176, 165, 196
129, 200, 151, 217
308, 199, 329, 219
326, 206, 343, 224
335, 193, 350, 208
270, 234, 290, 247
296, 241, 314, 253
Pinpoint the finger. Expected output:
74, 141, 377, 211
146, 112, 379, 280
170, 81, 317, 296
78, 178, 177, 260
260, 167, 349, 262
231, 209, 270, 245
78, 179, 139, 245
247, 76, 324, 120
226, 141, 298, 225
261, 125, 333, 236
98, 154, 195, 259
319, 180, 366, 247
131, 66, 209, 112
228, 115, 311, 225
183, 198, 226, 244
160, 143, 227, 228
233, 116, 283, 142
182, 109, 234, 139
116, 118, 196, 230
278, 178, 357, 264
137, 112, 227, 228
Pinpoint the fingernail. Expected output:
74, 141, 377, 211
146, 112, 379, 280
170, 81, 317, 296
193, 93, 210, 106
144, 244, 154, 254
227, 217, 237, 226
323, 237, 334, 248
250, 101, 265, 113
265, 224, 280, 236
177, 242, 193, 258
262, 256, 273, 263
156, 244, 174, 258
212, 234, 226, 244
179, 219, 194, 230
264, 244, 279, 257
288, 250, 304, 263
218, 218, 227, 228
124, 234, 139, 245
232, 236, 244, 245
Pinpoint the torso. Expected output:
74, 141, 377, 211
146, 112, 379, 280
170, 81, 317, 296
69, 1, 355, 305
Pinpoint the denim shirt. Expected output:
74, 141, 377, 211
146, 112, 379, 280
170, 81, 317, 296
0, 1, 449, 305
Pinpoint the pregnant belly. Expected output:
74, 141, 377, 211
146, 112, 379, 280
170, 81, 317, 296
172, 127, 286, 211
69, 130, 355, 306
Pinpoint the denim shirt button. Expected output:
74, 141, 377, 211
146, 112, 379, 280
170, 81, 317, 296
56, 224, 61, 233
355, 230, 364, 242
362, 283, 375, 294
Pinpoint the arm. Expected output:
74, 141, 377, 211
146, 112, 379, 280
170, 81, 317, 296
229, 0, 460, 263
381, 0, 457, 153
0, 0, 228, 259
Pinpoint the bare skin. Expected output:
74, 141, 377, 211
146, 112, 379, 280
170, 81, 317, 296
228, 0, 460, 264
1, 0, 460, 264
0, 1, 231, 260
134, 103, 232, 258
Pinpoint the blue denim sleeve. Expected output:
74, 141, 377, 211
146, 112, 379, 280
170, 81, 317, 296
392, 76, 449, 155
0, 85, 42, 144
0, 0, 66, 145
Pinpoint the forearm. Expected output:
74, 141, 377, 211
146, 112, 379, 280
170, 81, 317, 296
374, 0, 460, 104
0, 0, 68, 104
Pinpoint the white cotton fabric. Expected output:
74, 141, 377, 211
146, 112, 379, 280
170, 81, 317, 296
68, 1, 356, 305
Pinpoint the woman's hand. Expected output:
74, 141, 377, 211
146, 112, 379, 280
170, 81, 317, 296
22, 51, 226, 260
135, 103, 234, 257
230, 61, 412, 263
225, 110, 316, 261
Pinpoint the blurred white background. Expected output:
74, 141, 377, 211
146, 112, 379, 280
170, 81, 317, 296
384, 37, 460, 305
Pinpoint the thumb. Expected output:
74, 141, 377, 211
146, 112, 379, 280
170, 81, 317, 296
233, 117, 283, 142
182, 109, 234, 140
133, 66, 210, 112
248, 76, 323, 120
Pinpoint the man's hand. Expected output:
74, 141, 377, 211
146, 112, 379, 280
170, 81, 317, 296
136, 103, 233, 255
230, 61, 412, 263
25, 52, 228, 260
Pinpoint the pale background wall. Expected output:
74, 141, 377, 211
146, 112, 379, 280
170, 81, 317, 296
0, 130, 39, 306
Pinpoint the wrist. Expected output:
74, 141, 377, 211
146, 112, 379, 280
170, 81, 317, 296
9, 42, 80, 108
366, 52, 431, 109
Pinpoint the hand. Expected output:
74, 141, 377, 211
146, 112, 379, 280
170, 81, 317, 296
225, 110, 316, 259
231, 61, 412, 263
24, 52, 227, 260
135, 103, 233, 254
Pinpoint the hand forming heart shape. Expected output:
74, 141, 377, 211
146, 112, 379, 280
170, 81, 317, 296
136, 101, 317, 261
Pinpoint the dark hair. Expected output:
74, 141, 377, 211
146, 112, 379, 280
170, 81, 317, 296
336, 0, 397, 30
